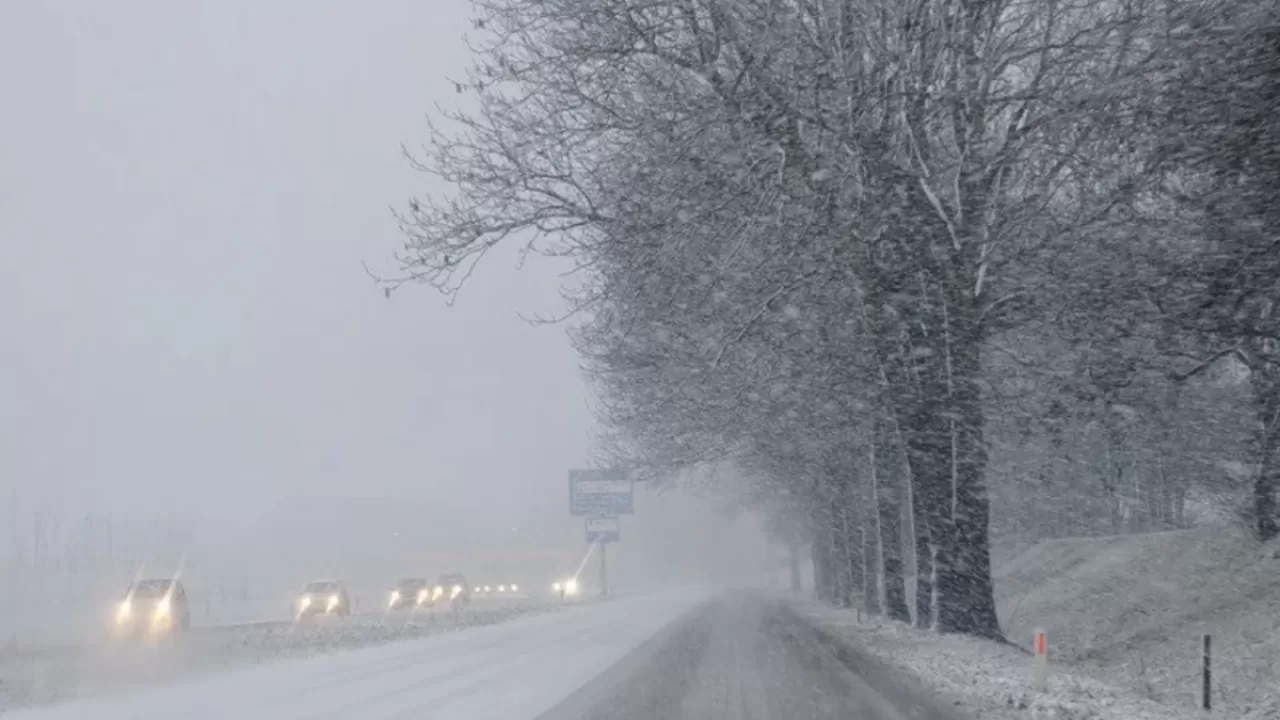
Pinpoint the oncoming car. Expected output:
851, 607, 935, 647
295, 579, 352, 617
474, 582, 521, 597
551, 577, 581, 600
113, 578, 191, 638
436, 572, 470, 608
387, 577, 432, 610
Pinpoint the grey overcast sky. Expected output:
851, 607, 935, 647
1, 1, 592, 529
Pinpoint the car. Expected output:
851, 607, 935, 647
436, 572, 470, 608
112, 578, 191, 638
551, 577, 582, 600
295, 579, 352, 617
387, 577, 433, 610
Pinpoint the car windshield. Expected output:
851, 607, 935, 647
438, 574, 465, 586
304, 582, 339, 594
397, 578, 427, 589
129, 580, 172, 598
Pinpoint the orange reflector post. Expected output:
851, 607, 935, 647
1031, 628, 1049, 691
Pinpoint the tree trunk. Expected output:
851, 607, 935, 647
812, 524, 833, 604
1103, 437, 1123, 535
862, 525, 881, 614
826, 495, 852, 607
839, 491, 863, 607
904, 423, 944, 629
1149, 462, 1165, 529
932, 301, 1003, 639
885, 349, 944, 628
1174, 484, 1187, 527
788, 540, 802, 593
874, 415, 911, 622
1253, 367, 1280, 541
1255, 442, 1278, 541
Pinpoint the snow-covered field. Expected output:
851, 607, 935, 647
0, 597, 562, 712
2, 589, 709, 720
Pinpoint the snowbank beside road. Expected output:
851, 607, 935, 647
794, 602, 1209, 720
4, 590, 709, 720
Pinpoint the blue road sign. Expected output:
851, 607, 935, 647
584, 516, 620, 543
568, 469, 634, 516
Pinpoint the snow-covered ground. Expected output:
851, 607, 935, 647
791, 525, 1280, 720
997, 527, 1280, 718
0, 597, 559, 712
2, 589, 710, 720
545, 593, 957, 720
795, 601, 1207, 720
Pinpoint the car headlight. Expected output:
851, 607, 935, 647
564, 578, 579, 595
327, 595, 339, 609
551, 582, 562, 592
498, 585, 506, 593
154, 597, 171, 618
417, 589, 428, 603
451, 585, 462, 598
299, 595, 312, 609
389, 591, 401, 606
116, 600, 132, 621
511, 584, 519, 592
433, 586, 444, 598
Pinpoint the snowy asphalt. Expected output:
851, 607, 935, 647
0, 598, 550, 712
1, 590, 704, 719
4, 593, 960, 719
543, 595, 956, 720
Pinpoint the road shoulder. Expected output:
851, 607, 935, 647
534, 600, 714, 720
771, 601, 964, 720
791, 600, 1205, 720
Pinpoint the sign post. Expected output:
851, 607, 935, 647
599, 540, 608, 598
1032, 629, 1049, 691
569, 469, 633, 600
584, 517, 619, 598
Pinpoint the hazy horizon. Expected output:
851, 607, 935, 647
2, 1, 596, 536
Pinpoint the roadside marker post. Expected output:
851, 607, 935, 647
1201, 634, 1211, 711
1032, 629, 1048, 691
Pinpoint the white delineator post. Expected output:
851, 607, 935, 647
1032, 628, 1049, 691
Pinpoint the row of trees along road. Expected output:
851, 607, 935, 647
391, 0, 1280, 638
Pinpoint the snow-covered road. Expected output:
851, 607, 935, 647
5, 592, 957, 720
543, 595, 957, 720
0, 598, 554, 712
1, 591, 709, 719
